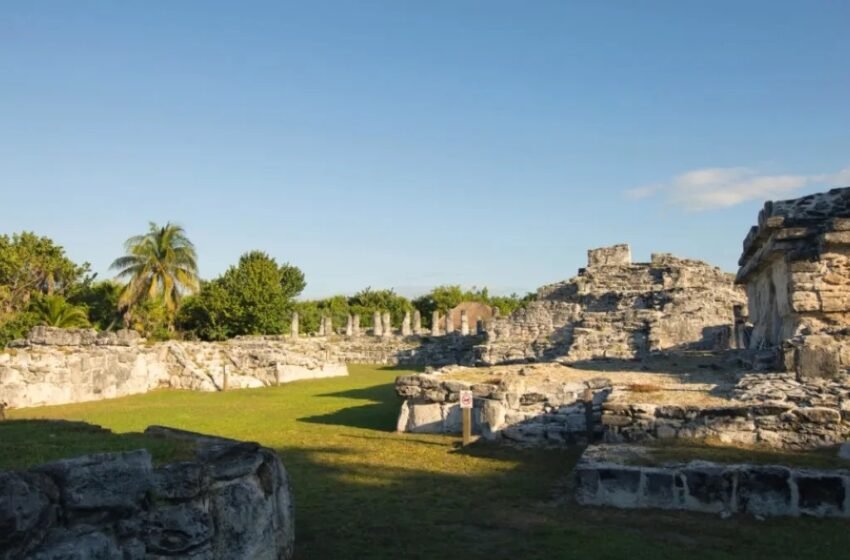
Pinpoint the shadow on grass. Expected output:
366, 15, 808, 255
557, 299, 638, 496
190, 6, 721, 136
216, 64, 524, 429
275, 439, 850, 560
298, 380, 402, 432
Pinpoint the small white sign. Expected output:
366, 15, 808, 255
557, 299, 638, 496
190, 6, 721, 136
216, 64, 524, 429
459, 390, 474, 409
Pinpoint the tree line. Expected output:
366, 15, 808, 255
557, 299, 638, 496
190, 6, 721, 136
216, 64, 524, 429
0, 224, 534, 346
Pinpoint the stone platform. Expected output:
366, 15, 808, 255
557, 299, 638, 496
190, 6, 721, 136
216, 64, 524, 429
575, 444, 850, 518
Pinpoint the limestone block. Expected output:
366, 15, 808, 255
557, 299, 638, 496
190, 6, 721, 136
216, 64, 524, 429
407, 403, 445, 433
798, 344, 842, 380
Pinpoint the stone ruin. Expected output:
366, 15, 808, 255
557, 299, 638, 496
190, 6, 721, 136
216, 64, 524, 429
480, 244, 746, 364
738, 187, 850, 380
1, 424, 294, 559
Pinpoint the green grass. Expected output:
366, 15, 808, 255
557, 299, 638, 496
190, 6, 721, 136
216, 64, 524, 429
634, 440, 849, 470
0, 420, 193, 469
6, 364, 850, 559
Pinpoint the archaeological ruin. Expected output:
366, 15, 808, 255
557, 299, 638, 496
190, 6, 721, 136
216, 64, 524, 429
738, 187, 850, 380
6, 185, 850, 536
479, 244, 747, 364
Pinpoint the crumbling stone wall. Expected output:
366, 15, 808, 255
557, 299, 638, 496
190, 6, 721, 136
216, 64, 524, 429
1, 327, 486, 409
394, 368, 610, 445
0, 327, 348, 409
396, 367, 850, 450
737, 187, 850, 379
575, 444, 850, 519
0, 424, 294, 560
480, 245, 746, 364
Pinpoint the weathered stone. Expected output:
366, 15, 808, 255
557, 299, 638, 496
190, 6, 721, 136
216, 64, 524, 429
382, 312, 392, 338
373, 312, 383, 337
35, 450, 153, 517
6, 425, 295, 560
0, 471, 58, 558
290, 312, 299, 338
482, 244, 745, 364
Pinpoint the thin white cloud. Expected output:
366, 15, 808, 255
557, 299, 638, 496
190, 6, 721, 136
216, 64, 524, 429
628, 166, 850, 211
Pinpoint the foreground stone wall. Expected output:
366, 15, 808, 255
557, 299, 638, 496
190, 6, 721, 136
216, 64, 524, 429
480, 246, 746, 365
0, 424, 294, 560
575, 444, 850, 519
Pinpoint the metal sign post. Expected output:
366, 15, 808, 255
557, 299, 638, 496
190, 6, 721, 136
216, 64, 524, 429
459, 390, 473, 446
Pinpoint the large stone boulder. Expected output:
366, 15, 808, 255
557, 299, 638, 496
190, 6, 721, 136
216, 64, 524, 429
0, 425, 294, 560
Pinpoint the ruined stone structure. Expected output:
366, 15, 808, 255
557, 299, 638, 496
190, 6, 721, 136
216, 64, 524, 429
0, 424, 294, 559
0, 327, 348, 409
447, 301, 493, 332
1, 326, 489, 409
737, 187, 850, 379
575, 444, 850, 519
481, 245, 746, 364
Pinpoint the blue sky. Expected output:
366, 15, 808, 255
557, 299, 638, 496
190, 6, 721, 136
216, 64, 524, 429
2, 1, 849, 298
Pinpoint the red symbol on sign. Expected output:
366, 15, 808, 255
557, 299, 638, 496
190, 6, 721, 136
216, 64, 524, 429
459, 390, 474, 409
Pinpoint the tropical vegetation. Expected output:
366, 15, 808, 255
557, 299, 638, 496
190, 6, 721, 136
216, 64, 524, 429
110, 222, 200, 328
0, 226, 533, 344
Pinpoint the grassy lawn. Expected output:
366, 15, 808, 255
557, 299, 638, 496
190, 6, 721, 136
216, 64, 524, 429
4, 364, 849, 559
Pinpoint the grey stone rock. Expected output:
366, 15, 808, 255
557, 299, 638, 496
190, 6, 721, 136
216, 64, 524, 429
35, 450, 152, 518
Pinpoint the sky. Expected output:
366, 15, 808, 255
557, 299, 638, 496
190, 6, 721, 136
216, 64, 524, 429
1, 1, 849, 298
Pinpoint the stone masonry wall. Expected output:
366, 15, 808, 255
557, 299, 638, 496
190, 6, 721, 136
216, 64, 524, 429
1, 327, 348, 409
395, 368, 611, 445
737, 187, 850, 379
575, 444, 850, 519
1, 327, 484, 409
396, 369, 850, 450
480, 246, 746, 365
0, 424, 294, 560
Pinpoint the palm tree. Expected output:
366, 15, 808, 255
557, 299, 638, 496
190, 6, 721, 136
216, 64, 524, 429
30, 295, 90, 328
110, 222, 199, 324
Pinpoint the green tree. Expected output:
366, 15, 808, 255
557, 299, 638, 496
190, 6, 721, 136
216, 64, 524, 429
29, 295, 90, 328
68, 280, 123, 330
110, 222, 199, 326
175, 281, 234, 341
348, 288, 412, 328
0, 232, 91, 314
176, 252, 306, 340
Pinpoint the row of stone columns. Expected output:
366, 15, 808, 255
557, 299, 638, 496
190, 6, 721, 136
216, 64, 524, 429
288, 309, 481, 337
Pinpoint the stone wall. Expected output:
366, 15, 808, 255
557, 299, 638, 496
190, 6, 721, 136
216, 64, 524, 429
603, 372, 850, 449
0, 424, 294, 559
396, 367, 850, 450
1, 327, 348, 409
575, 444, 850, 519
480, 246, 746, 364
395, 367, 611, 445
737, 187, 850, 379
1, 327, 487, 410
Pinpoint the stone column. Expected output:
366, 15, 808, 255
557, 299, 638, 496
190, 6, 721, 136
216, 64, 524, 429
326, 315, 333, 336
460, 310, 469, 335
353, 314, 361, 337
291, 312, 299, 338
401, 311, 412, 336
382, 312, 392, 337
431, 311, 441, 336
445, 311, 454, 335
412, 310, 422, 335
492, 306, 500, 318
318, 316, 326, 337
373, 311, 383, 337
345, 314, 353, 337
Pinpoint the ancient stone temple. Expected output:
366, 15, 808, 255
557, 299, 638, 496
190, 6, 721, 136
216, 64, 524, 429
480, 244, 746, 364
737, 187, 850, 378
